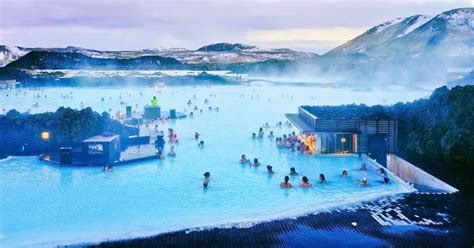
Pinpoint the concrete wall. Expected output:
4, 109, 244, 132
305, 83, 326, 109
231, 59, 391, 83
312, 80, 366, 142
362, 154, 416, 192
387, 154, 458, 192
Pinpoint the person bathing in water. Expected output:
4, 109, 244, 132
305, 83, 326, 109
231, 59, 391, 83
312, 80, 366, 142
266, 165, 274, 174
319, 174, 327, 184
342, 170, 348, 177
253, 158, 261, 167
268, 131, 274, 138
258, 127, 264, 138
240, 154, 250, 164
360, 163, 367, 171
301, 176, 313, 188
103, 164, 113, 172
289, 167, 298, 175
203, 172, 211, 188
280, 176, 292, 188
168, 146, 176, 157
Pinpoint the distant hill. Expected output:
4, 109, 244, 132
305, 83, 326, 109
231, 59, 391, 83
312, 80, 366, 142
0, 43, 316, 67
5, 51, 182, 70
196, 43, 256, 52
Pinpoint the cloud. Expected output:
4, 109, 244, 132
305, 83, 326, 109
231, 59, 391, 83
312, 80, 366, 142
245, 27, 369, 52
0, 0, 471, 52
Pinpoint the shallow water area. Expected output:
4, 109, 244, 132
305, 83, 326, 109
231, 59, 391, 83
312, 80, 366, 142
0, 84, 427, 247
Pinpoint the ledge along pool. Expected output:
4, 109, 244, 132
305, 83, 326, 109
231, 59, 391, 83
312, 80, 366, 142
0, 84, 425, 247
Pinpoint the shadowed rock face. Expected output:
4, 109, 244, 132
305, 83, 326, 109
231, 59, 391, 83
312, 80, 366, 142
5, 51, 182, 70
196, 43, 256, 52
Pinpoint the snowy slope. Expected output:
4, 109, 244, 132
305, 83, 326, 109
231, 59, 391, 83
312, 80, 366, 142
372, 8, 474, 58
326, 15, 431, 56
0, 46, 29, 67
326, 8, 474, 59
0, 43, 317, 67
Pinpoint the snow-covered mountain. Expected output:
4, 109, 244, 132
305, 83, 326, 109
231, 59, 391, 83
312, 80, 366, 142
326, 8, 474, 59
0, 46, 29, 67
377, 8, 474, 58
0, 43, 317, 67
326, 15, 431, 56
159, 44, 316, 64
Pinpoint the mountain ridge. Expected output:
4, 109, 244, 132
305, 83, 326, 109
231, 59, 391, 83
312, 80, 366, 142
0, 43, 316, 67
326, 7, 474, 58
5, 51, 182, 70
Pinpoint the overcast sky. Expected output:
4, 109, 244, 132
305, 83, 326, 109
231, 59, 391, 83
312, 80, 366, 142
0, 0, 472, 53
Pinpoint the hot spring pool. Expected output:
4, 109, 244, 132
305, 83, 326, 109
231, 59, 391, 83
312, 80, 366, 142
0, 85, 424, 247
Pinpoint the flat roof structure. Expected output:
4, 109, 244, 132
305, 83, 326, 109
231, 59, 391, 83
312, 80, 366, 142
287, 106, 398, 165
83, 135, 120, 143
285, 113, 315, 134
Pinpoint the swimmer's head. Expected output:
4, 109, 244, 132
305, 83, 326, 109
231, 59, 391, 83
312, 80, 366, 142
302, 176, 309, 183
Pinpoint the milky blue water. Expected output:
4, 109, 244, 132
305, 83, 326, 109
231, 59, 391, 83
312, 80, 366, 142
0, 84, 426, 247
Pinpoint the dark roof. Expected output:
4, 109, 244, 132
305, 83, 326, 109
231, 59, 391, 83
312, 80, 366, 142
285, 114, 315, 133
302, 105, 393, 119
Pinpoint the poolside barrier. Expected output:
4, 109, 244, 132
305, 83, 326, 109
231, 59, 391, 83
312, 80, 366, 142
386, 154, 458, 193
